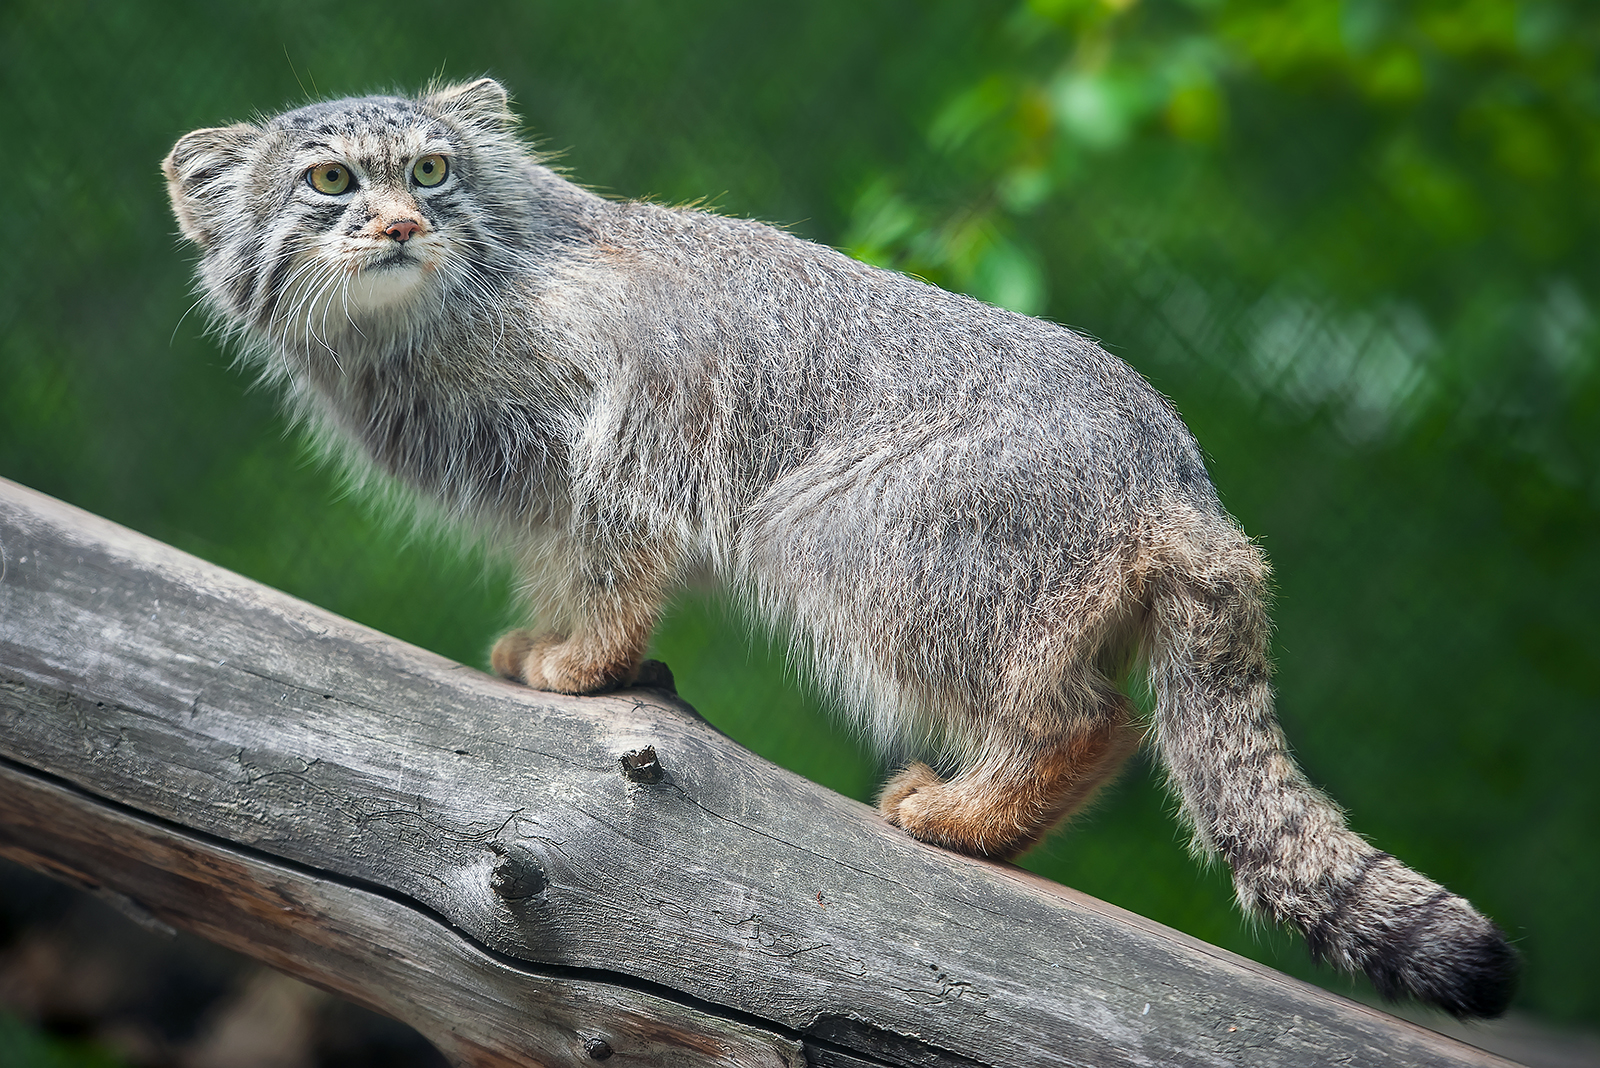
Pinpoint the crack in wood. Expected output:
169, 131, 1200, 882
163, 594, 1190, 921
0, 750, 856, 1066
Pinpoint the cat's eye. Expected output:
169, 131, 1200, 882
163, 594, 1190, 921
412, 154, 448, 188
307, 163, 352, 196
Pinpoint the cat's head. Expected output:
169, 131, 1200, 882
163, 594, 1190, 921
165, 79, 523, 350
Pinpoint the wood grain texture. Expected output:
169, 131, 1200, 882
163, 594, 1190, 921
0, 761, 804, 1068
0, 477, 1521, 1068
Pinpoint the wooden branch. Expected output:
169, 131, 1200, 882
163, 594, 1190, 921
0, 477, 1518, 1068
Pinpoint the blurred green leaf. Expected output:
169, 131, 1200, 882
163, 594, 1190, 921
0, 1014, 127, 1068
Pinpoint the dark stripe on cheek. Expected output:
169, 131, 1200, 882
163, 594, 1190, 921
304, 201, 348, 228
462, 228, 498, 266
223, 234, 265, 310
254, 251, 300, 329
254, 226, 323, 328
422, 190, 474, 228
428, 185, 468, 208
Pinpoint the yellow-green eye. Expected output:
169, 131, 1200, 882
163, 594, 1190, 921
412, 154, 448, 187
307, 163, 351, 195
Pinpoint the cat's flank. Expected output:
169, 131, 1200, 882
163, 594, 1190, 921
165, 79, 1516, 1018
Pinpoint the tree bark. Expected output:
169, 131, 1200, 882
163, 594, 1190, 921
0, 477, 1519, 1067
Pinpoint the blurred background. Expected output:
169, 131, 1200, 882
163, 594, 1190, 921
2, 0, 1597, 1064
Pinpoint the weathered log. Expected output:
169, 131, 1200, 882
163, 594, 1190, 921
0, 477, 1519, 1067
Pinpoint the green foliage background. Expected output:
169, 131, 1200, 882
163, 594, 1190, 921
2, 0, 1596, 1036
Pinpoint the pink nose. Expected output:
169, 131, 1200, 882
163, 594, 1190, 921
384, 218, 424, 242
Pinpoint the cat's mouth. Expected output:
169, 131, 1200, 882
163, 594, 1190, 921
340, 247, 431, 313
366, 247, 416, 270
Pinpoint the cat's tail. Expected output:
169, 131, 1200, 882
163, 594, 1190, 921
1140, 518, 1516, 1019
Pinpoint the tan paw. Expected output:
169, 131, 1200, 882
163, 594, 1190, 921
877, 762, 943, 826
489, 628, 638, 695
877, 762, 1032, 859
490, 628, 541, 682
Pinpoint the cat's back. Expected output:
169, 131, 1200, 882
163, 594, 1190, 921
589, 200, 1218, 514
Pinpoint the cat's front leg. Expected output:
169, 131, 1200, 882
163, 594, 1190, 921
490, 537, 676, 695
491, 618, 653, 694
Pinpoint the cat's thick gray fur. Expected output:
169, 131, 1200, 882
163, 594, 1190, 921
164, 78, 1516, 1017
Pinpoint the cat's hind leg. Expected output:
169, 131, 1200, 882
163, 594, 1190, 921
878, 675, 1141, 859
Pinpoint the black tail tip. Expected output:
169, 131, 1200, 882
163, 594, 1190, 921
1366, 915, 1519, 1020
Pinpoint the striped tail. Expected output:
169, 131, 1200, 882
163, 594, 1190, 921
1142, 522, 1516, 1018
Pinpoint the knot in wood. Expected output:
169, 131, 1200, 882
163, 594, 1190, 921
489, 852, 546, 900
583, 1037, 614, 1059
620, 746, 663, 783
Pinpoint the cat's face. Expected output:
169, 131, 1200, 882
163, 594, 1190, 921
165, 79, 518, 350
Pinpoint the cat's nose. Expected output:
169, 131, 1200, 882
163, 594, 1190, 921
384, 218, 425, 243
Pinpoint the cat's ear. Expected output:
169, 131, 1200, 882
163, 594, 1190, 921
426, 78, 514, 131
163, 123, 260, 248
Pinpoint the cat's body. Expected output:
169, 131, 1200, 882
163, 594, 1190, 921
165, 79, 1516, 1018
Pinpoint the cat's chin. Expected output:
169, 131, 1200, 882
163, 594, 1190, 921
346, 261, 428, 314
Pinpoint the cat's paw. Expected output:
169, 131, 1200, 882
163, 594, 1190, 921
877, 762, 944, 825
490, 628, 542, 682
489, 628, 638, 695
877, 762, 1029, 859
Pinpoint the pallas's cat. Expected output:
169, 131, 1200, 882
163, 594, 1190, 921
164, 79, 1515, 1017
